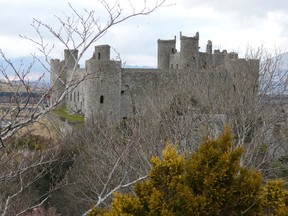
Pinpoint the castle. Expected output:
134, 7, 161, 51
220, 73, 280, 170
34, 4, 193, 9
50, 32, 259, 124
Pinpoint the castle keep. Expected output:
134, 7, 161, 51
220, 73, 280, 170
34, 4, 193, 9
50, 32, 259, 123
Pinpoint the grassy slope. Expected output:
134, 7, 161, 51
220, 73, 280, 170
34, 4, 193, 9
51, 108, 84, 124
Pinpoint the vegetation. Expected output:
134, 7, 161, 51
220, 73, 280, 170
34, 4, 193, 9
52, 107, 84, 123
1, 0, 288, 215
89, 127, 288, 216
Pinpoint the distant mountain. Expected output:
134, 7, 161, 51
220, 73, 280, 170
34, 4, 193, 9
277, 52, 288, 70
124, 65, 154, 69
260, 52, 288, 95
0, 79, 49, 92
0, 56, 49, 82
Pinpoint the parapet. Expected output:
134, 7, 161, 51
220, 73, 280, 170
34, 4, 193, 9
180, 31, 199, 40
157, 36, 176, 44
227, 52, 238, 60
50, 59, 60, 64
214, 50, 227, 54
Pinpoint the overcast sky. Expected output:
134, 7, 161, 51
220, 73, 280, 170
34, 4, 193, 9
1, 0, 288, 72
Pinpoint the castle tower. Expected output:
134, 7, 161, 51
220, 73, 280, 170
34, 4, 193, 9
206, 40, 212, 54
50, 49, 79, 107
179, 32, 199, 69
64, 49, 78, 69
213, 50, 227, 67
93, 45, 110, 60
157, 36, 176, 69
50, 59, 65, 106
84, 45, 122, 124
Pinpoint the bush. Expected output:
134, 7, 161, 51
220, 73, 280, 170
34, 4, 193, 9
90, 127, 288, 215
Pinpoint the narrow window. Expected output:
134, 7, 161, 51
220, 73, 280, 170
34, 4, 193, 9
121, 90, 125, 95
74, 92, 76, 102
170, 64, 173, 69
203, 61, 207, 69
77, 92, 80, 101
100, 95, 104, 104
176, 64, 178, 69
98, 52, 101, 60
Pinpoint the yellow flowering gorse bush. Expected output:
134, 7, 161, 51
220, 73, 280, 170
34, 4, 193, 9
90, 127, 288, 215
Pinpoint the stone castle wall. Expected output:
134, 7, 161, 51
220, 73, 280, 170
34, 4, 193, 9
50, 32, 260, 124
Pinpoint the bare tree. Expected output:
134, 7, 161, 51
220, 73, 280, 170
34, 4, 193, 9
2, 1, 287, 214
121, 44, 288, 176
188, 46, 288, 175
0, 0, 168, 144
0, 1, 168, 215
63, 120, 151, 216
0, 129, 67, 216
34, 45, 288, 215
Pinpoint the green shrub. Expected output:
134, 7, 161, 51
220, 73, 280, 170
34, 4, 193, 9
52, 107, 84, 123
90, 127, 288, 215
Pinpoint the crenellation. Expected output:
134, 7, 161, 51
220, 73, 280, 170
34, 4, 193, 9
50, 31, 259, 125
227, 52, 238, 60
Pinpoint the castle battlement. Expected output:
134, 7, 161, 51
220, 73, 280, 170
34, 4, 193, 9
50, 31, 259, 124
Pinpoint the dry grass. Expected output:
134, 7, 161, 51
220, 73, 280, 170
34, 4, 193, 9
15, 115, 60, 142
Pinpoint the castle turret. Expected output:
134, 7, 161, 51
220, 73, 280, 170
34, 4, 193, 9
206, 40, 212, 55
64, 49, 78, 69
50, 49, 79, 108
50, 59, 65, 106
92, 45, 110, 60
157, 37, 176, 69
180, 32, 199, 69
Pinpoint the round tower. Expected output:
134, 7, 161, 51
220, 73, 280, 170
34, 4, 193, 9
180, 32, 199, 69
50, 59, 65, 107
157, 37, 176, 70
84, 46, 121, 125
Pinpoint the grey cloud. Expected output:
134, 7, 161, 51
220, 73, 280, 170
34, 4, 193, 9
181, 0, 288, 18
279, 19, 288, 38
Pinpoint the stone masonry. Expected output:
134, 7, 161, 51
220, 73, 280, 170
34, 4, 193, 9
50, 32, 260, 124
